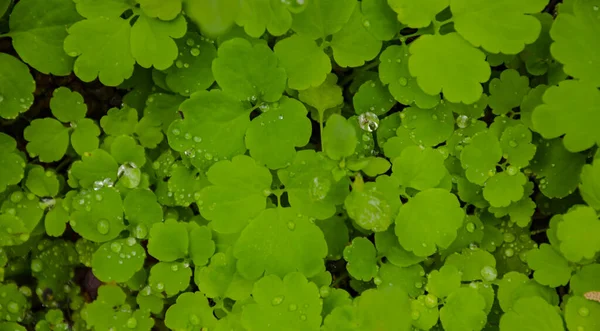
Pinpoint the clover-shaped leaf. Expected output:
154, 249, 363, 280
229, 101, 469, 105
0, 284, 28, 322
500, 124, 536, 168
212, 38, 286, 103
195, 249, 254, 301
451, 0, 548, 54
488, 69, 531, 115
401, 105, 454, 146
164, 292, 217, 330
0, 53, 36, 119
0, 134, 26, 193
25, 166, 59, 197
330, 6, 382, 68
440, 287, 487, 331
70, 187, 125, 242
131, 14, 187, 70
298, 73, 344, 113
70, 149, 119, 188
167, 90, 250, 171
74, 0, 133, 18
138, 0, 182, 21
123, 189, 162, 236
274, 34, 331, 90
550, 0, 600, 87
392, 146, 446, 191
149, 261, 192, 297
188, 223, 215, 267
526, 243, 572, 288
445, 249, 497, 282
64, 17, 135, 86
532, 80, 600, 152
557, 206, 600, 263
165, 32, 216, 96
499, 296, 564, 331
50, 87, 87, 123
148, 219, 189, 262
483, 172, 527, 208
353, 79, 396, 117
375, 226, 425, 267
197, 155, 271, 233
460, 130, 502, 185
234, 208, 327, 280
246, 97, 312, 169
24, 118, 70, 162
92, 238, 146, 282
426, 265, 461, 299
343, 237, 378, 281
409, 33, 490, 104
345, 176, 400, 232
9, 0, 82, 75
388, 0, 448, 28
242, 273, 322, 331
292, 0, 356, 40
395, 188, 465, 257
101, 106, 138, 136
323, 114, 358, 161
361, 0, 401, 41
110, 135, 146, 167
278, 150, 350, 220
376, 263, 425, 298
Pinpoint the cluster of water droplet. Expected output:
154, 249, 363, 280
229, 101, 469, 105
357, 112, 379, 132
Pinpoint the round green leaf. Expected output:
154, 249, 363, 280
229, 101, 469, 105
92, 238, 146, 282
343, 237, 378, 281
0, 53, 36, 119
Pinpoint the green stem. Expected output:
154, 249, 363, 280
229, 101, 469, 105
0, 33, 10, 39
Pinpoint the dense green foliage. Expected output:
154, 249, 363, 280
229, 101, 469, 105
0, 0, 599, 330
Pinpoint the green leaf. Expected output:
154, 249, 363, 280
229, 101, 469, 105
483, 172, 527, 208
488, 69, 530, 115
550, 0, 600, 87
580, 160, 600, 210
377, 264, 425, 298
25, 166, 59, 197
70, 187, 125, 242
148, 219, 189, 262
149, 261, 192, 296
164, 33, 217, 96
375, 226, 425, 267
45, 199, 69, 237
323, 114, 357, 160
410, 295, 440, 330
74, 0, 132, 18
409, 33, 490, 104
565, 295, 600, 331
278, 150, 350, 220
360, 0, 401, 41
444, 249, 497, 282
70, 149, 118, 189
388, 0, 448, 28
245, 97, 312, 169
451, 0, 548, 54
532, 80, 600, 152
110, 135, 146, 167
345, 176, 399, 232
124, 189, 162, 235
401, 105, 454, 146
212, 38, 286, 103
298, 73, 344, 113
557, 206, 600, 263
353, 80, 395, 116
234, 208, 327, 280
395, 188, 465, 257
530, 137, 586, 198
131, 14, 187, 70
292, 0, 356, 40
195, 249, 254, 300
426, 265, 461, 298
499, 296, 565, 331
500, 124, 536, 168
316, 215, 350, 260
50, 87, 87, 123
24, 118, 70, 162
0, 53, 36, 119
330, 6, 382, 67
9, 0, 82, 75
460, 130, 502, 185
64, 17, 135, 86
197, 155, 271, 233
0, 134, 26, 193
440, 287, 487, 331
71, 118, 101, 155
570, 264, 600, 296
184, 0, 237, 38
164, 292, 217, 330
138, 0, 182, 20
92, 238, 146, 282
241, 273, 322, 331
526, 243, 571, 288
235, 0, 291, 37
100, 106, 138, 136
497, 271, 559, 312
343, 237, 378, 281
188, 223, 215, 267
144, 92, 185, 131
379, 45, 440, 109
167, 90, 250, 170
274, 34, 331, 90
392, 146, 446, 191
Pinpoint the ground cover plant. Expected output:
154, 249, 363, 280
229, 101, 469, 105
0, 0, 599, 330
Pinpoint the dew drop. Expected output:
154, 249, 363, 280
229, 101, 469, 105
300, 315, 307, 321
186, 38, 195, 46
111, 242, 122, 253
155, 282, 164, 290
126, 318, 137, 329
287, 221, 296, 231
466, 222, 475, 233
10, 192, 23, 203
171, 264, 179, 272
189, 314, 200, 325
503, 233, 515, 243
456, 115, 469, 129
363, 20, 371, 28
126, 237, 136, 247
288, 304, 297, 311
271, 296, 284, 306
504, 248, 515, 257
191, 48, 200, 56
193, 136, 202, 143
411, 310, 420, 320
578, 307, 589, 317
172, 128, 181, 136
374, 277, 383, 286
96, 220, 110, 235
508, 140, 518, 148
319, 286, 330, 298
506, 165, 518, 176
31, 259, 43, 273
175, 60, 184, 68
133, 224, 148, 239
424, 294, 437, 308
480, 266, 497, 281
7, 302, 19, 314
358, 112, 379, 132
